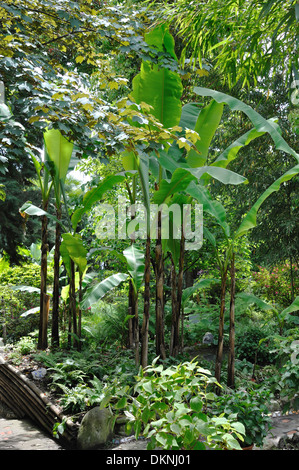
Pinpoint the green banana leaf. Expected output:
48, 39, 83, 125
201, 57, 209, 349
280, 296, 299, 322
182, 278, 220, 307
81, 273, 129, 309
186, 181, 230, 236
153, 166, 247, 207
145, 24, 178, 61
71, 174, 125, 231
186, 100, 224, 167
44, 128, 74, 182
194, 87, 299, 163
211, 123, 275, 169
123, 244, 145, 294
179, 102, 201, 131
43, 128, 74, 206
153, 168, 197, 205
236, 292, 274, 311
60, 233, 87, 278
131, 25, 183, 128
235, 164, 299, 238
19, 202, 67, 230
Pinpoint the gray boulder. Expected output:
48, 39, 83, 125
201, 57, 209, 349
77, 407, 114, 450
202, 332, 214, 345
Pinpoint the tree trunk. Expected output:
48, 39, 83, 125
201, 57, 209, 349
51, 206, 62, 348
215, 266, 228, 391
38, 206, 49, 350
141, 235, 151, 369
155, 210, 166, 359
227, 253, 236, 389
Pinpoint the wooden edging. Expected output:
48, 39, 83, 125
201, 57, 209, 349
0, 356, 78, 449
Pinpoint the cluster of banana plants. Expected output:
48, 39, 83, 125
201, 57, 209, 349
111, 25, 299, 376
20, 24, 298, 387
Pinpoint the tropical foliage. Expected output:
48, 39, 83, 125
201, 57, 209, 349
0, 0, 298, 450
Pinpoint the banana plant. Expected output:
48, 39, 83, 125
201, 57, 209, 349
129, 24, 184, 362
60, 173, 125, 349
122, 24, 299, 368
236, 293, 299, 335
19, 146, 53, 350
125, 24, 253, 364
43, 128, 74, 347
60, 232, 87, 349
81, 244, 145, 365
203, 161, 299, 388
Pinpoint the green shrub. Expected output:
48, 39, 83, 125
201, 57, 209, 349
109, 359, 246, 450
235, 323, 275, 365
0, 263, 53, 288
267, 333, 299, 412
82, 298, 130, 347
213, 388, 272, 448
0, 286, 40, 341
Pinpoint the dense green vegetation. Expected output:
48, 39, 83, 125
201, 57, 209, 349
0, 0, 298, 450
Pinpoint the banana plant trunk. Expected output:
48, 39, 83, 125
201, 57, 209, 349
155, 210, 166, 359
133, 291, 139, 366
51, 206, 62, 348
215, 266, 228, 391
38, 205, 49, 350
141, 235, 151, 368
170, 231, 185, 357
227, 252, 236, 388
69, 259, 77, 349
78, 274, 83, 352
128, 280, 135, 348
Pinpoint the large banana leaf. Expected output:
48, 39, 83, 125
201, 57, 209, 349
194, 87, 299, 162
44, 129, 74, 205
19, 201, 66, 230
186, 182, 229, 236
186, 100, 224, 167
145, 24, 178, 61
123, 245, 145, 294
71, 174, 125, 231
280, 297, 299, 322
153, 168, 197, 205
236, 292, 274, 311
131, 25, 183, 128
60, 233, 87, 278
235, 164, 299, 238
81, 273, 129, 309
153, 166, 247, 207
211, 123, 275, 169
179, 102, 201, 130
182, 278, 220, 307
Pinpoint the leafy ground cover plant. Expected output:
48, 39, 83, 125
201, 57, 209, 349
117, 358, 245, 450
212, 388, 272, 448
266, 333, 299, 412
